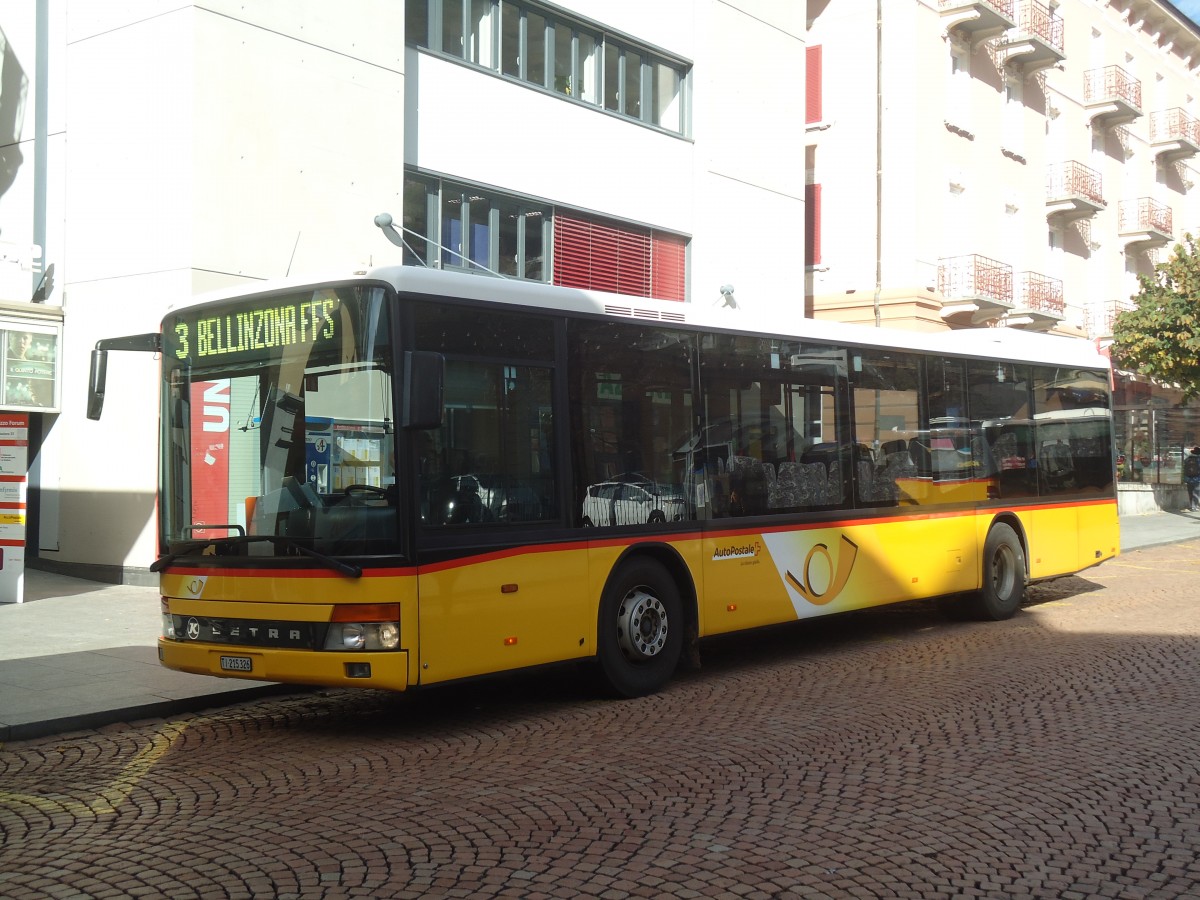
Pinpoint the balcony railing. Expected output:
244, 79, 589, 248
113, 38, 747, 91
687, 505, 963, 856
938, 254, 1014, 305
1118, 198, 1172, 238
1015, 1, 1064, 53
1089, 300, 1134, 338
1084, 65, 1142, 109
1018, 272, 1064, 316
1149, 108, 1200, 161
1151, 108, 1200, 144
1046, 161, 1104, 205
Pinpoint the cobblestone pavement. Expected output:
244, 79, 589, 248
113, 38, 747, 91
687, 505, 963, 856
1, 541, 1199, 899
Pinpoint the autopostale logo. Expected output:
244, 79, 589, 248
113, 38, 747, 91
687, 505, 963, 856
785, 534, 859, 606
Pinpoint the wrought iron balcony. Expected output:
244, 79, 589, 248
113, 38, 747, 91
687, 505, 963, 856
1084, 65, 1143, 128
939, 0, 1016, 37
1088, 300, 1134, 339
1003, 271, 1064, 331
1118, 198, 1172, 249
1046, 161, 1105, 222
1150, 108, 1200, 162
1018, 272, 1064, 315
938, 254, 1014, 325
996, 1, 1065, 73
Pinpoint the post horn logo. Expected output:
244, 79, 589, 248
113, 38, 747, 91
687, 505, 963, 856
785, 535, 859, 606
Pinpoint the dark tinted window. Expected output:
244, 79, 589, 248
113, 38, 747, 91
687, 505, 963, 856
700, 335, 847, 517
569, 321, 695, 527
412, 302, 557, 526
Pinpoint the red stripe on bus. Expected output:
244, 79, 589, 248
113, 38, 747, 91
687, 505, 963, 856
156, 496, 1117, 578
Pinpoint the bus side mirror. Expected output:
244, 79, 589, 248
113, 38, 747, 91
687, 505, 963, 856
87, 349, 108, 420
402, 351, 444, 429
86, 332, 161, 421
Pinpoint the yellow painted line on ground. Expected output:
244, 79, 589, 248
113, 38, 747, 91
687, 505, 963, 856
0, 720, 190, 817
1104, 561, 1200, 575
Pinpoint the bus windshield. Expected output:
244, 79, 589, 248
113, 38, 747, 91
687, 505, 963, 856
159, 284, 397, 560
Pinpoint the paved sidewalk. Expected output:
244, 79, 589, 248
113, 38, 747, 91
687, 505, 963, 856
0, 571, 291, 742
1, 511, 1196, 742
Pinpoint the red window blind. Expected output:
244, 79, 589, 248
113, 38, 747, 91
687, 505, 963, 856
651, 232, 686, 301
805, 183, 821, 267
554, 215, 686, 301
806, 45, 822, 124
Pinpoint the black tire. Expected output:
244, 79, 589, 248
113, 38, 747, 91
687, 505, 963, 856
648, 510, 666, 524
596, 559, 683, 698
963, 522, 1026, 620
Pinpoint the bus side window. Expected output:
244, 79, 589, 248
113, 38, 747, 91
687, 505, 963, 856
411, 302, 559, 526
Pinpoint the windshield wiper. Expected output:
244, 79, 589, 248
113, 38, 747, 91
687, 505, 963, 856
150, 534, 363, 578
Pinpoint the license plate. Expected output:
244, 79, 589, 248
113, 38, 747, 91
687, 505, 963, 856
220, 655, 253, 672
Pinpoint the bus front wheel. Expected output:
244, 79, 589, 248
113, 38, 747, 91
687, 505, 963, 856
597, 559, 683, 698
967, 522, 1026, 620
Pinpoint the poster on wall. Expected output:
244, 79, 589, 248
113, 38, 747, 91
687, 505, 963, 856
0, 323, 60, 412
0, 413, 28, 603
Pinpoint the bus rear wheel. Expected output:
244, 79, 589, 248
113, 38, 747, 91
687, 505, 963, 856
965, 522, 1026, 620
597, 559, 683, 698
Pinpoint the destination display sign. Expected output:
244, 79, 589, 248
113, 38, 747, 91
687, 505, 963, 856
165, 294, 340, 365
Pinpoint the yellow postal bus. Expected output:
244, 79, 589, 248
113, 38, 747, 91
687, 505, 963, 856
89, 267, 1118, 697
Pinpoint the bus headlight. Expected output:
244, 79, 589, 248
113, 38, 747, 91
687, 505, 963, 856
324, 604, 401, 651
161, 598, 176, 639
324, 622, 401, 651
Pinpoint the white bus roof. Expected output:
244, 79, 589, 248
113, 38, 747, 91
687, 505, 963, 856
176, 265, 1110, 371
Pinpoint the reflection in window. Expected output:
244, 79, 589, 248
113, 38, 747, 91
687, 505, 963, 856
970, 362, 1035, 499
915, 358, 979, 502
420, 362, 554, 525
851, 351, 920, 506
525, 11, 546, 86
403, 174, 432, 267
554, 22, 573, 95
577, 33, 597, 103
625, 49, 642, 120
501, 1, 520, 77
441, 191, 465, 269
699, 336, 846, 517
604, 42, 620, 112
413, 304, 557, 526
470, 0, 495, 67
469, 195, 492, 270
653, 62, 681, 131
1032, 367, 1113, 496
442, 0, 464, 55
570, 322, 696, 526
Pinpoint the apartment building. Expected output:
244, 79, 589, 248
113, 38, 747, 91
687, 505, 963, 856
807, 0, 1200, 337
0, 2, 806, 581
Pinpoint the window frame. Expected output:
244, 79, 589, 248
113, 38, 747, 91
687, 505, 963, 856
408, 0, 691, 137
404, 169, 688, 299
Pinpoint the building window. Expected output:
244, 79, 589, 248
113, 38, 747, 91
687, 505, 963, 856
404, 173, 549, 278
805, 183, 822, 267
404, 171, 686, 298
553, 214, 686, 301
409, 0, 690, 136
806, 45, 822, 124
